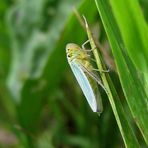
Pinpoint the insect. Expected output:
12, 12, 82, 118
66, 42, 107, 113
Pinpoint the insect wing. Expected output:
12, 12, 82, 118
81, 65, 103, 113
69, 61, 97, 112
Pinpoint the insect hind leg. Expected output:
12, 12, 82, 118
80, 64, 109, 94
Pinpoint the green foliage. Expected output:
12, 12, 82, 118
0, 0, 147, 147
85, 17, 140, 147
95, 0, 148, 145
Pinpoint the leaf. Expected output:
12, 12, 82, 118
110, 0, 148, 73
95, 0, 148, 145
84, 16, 140, 147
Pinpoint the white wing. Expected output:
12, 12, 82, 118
69, 61, 98, 112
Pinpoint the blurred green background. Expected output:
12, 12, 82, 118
0, 0, 148, 147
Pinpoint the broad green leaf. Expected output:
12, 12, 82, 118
95, 0, 148, 145
110, 0, 148, 73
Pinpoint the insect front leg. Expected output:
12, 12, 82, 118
82, 40, 90, 49
82, 40, 97, 52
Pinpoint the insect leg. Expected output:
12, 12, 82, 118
82, 40, 90, 49
92, 68, 110, 73
82, 40, 97, 52
85, 56, 110, 72
80, 64, 108, 94
89, 58, 96, 63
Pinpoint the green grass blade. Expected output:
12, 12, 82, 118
109, 0, 148, 73
95, 0, 148, 145
84, 17, 140, 148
